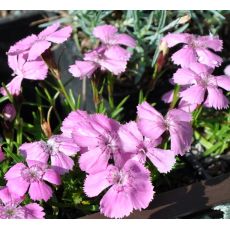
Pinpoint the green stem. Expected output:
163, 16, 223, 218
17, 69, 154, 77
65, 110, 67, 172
170, 84, 180, 109
57, 79, 75, 111
91, 77, 100, 112
107, 74, 115, 110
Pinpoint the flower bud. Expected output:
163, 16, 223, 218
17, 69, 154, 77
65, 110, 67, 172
178, 14, 191, 25
159, 40, 169, 57
41, 120, 52, 138
2, 103, 16, 122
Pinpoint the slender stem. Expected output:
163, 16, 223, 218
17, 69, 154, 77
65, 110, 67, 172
82, 78, 87, 110
145, 63, 159, 98
107, 74, 115, 110
169, 84, 180, 109
91, 76, 100, 112
57, 79, 75, 111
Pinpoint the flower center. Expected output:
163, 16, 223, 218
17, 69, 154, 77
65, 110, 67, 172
107, 168, 130, 186
0, 204, 25, 219
136, 144, 147, 164
47, 137, 59, 156
21, 165, 44, 183
100, 132, 118, 155
196, 73, 217, 88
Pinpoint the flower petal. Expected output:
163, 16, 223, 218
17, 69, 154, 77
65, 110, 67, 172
69, 61, 98, 79
137, 102, 166, 140
6, 177, 29, 197
84, 165, 115, 197
19, 141, 49, 164
215, 75, 230, 91
172, 46, 197, 67
0, 76, 23, 96
180, 85, 205, 104
173, 68, 197, 85
28, 181, 52, 201
162, 33, 191, 47
93, 25, 117, 44
79, 147, 110, 174
169, 121, 193, 155
146, 148, 176, 173
43, 168, 61, 185
118, 121, 142, 153
51, 153, 74, 174
24, 203, 45, 219
113, 34, 136, 48
196, 48, 222, 68
100, 186, 133, 219
44, 26, 72, 43
204, 86, 229, 110
28, 40, 51, 60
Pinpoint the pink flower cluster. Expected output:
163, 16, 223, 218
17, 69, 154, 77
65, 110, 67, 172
162, 33, 230, 110
0, 23, 72, 96
2, 24, 229, 219
59, 103, 192, 218
69, 24, 136, 79
0, 133, 79, 218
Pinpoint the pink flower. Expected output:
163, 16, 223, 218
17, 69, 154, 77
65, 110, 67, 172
2, 103, 16, 122
137, 102, 193, 155
5, 161, 61, 201
0, 187, 45, 219
163, 33, 223, 68
118, 121, 176, 173
0, 147, 5, 162
69, 45, 130, 79
84, 159, 154, 219
19, 135, 79, 174
93, 24, 136, 48
8, 22, 72, 61
72, 113, 120, 174
0, 52, 48, 96
69, 24, 136, 79
173, 63, 230, 109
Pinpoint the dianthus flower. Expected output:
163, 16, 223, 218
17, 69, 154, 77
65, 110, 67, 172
173, 63, 230, 109
1, 23, 72, 96
5, 161, 61, 201
137, 102, 193, 155
69, 24, 136, 79
69, 45, 131, 78
118, 121, 176, 173
19, 135, 79, 174
84, 159, 154, 219
0, 187, 45, 219
72, 113, 120, 174
8, 22, 72, 61
162, 33, 223, 68
0, 52, 48, 96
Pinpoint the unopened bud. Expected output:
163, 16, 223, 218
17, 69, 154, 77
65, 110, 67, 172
41, 120, 52, 138
2, 103, 16, 122
159, 40, 169, 56
178, 14, 191, 25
